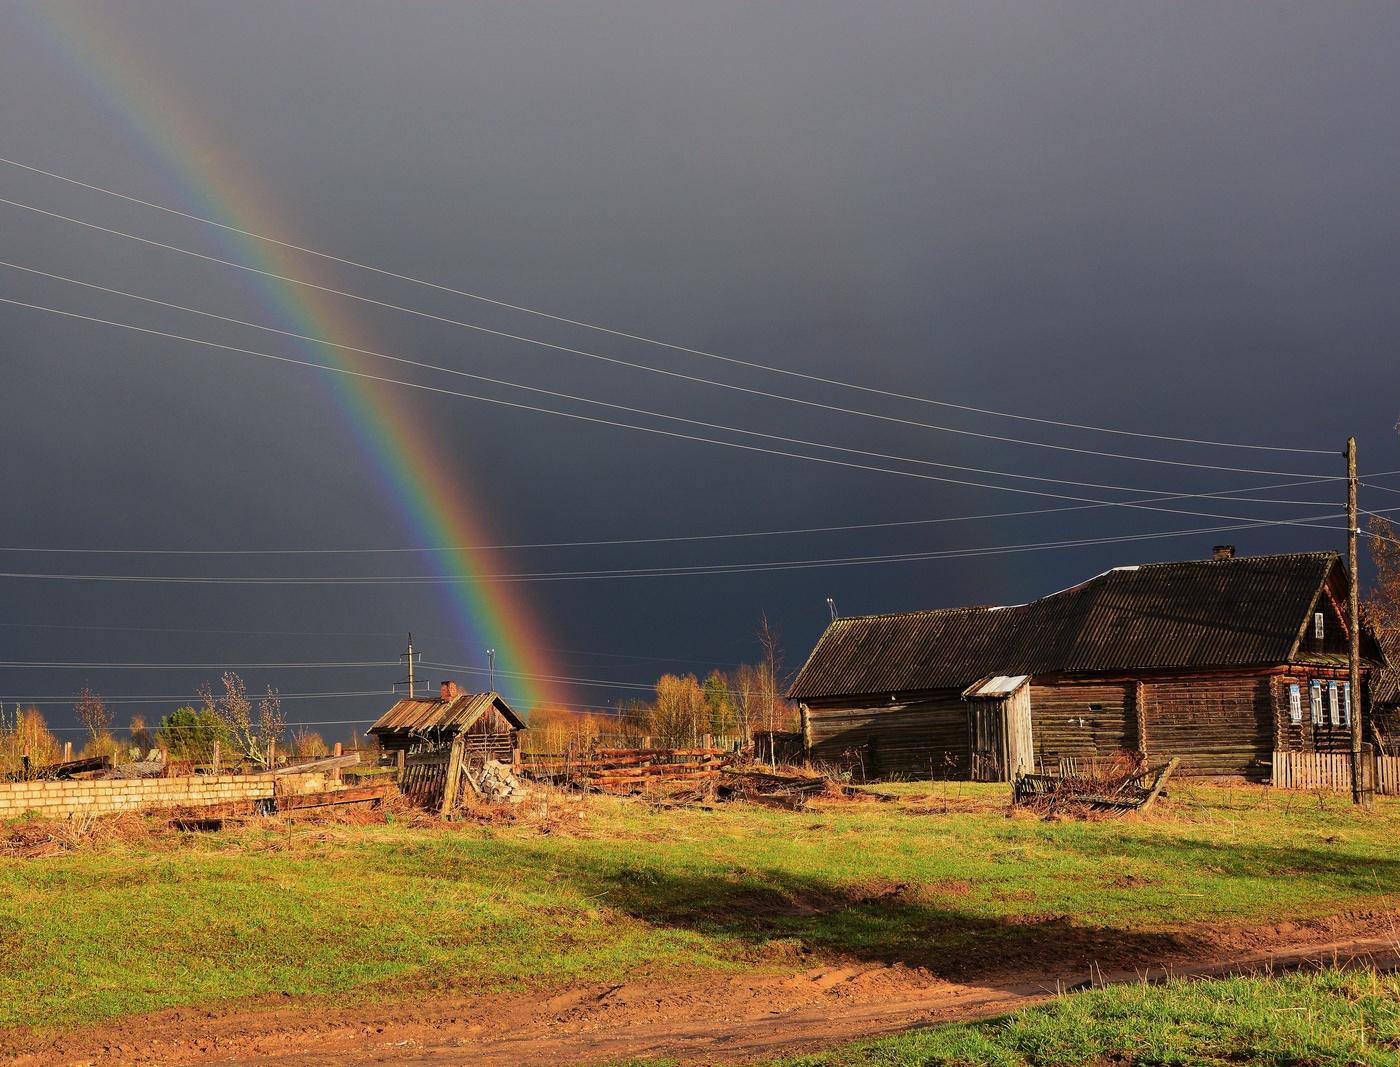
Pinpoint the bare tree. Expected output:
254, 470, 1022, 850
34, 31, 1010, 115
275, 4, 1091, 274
755, 613, 794, 767
199, 672, 283, 767
73, 686, 113, 742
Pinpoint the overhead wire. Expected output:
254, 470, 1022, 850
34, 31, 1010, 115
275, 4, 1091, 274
0, 475, 1347, 557
0, 512, 1351, 585
0, 155, 1335, 455
0, 295, 1353, 532
0, 254, 1335, 479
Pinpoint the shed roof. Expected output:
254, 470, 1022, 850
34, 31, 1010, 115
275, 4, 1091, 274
789, 552, 1385, 701
368, 691, 527, 737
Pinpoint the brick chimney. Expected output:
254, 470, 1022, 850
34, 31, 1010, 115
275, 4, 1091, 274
440, 680, 459, 702
1213, 545, 1235, 560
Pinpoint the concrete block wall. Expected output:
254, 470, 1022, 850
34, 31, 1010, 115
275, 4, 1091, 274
0, 772, 328, 820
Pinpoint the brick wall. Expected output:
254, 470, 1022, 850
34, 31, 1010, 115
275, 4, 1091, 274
0, 772, 331, 821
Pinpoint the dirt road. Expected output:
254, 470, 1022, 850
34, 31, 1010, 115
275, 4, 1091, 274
13, 920, 1400, 1067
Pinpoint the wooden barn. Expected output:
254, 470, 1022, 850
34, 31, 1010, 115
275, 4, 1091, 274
788, 550, 1388, 782
369, 681, 527, 765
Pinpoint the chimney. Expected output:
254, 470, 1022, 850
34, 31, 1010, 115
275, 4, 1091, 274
440, 680, 459, 702
1213, 545, 1235, 560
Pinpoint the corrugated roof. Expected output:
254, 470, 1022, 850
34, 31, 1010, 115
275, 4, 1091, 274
368, 691, 527, 736
790, 552, 1381, 701
1373, 630, 1400, 708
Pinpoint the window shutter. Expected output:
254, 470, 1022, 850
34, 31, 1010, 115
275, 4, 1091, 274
1328, 682, 1340, 726
1289, 684, 1302, 723
1343, 682, 1352, 727
1310, 681, 1323, 724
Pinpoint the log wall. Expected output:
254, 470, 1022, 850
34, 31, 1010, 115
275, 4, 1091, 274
805, 692, 969, 780
1028, 682, 1135, 771
1142, 674, 1273, 779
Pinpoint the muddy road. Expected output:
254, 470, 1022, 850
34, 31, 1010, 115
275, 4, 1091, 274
13, 917, 1400, 1067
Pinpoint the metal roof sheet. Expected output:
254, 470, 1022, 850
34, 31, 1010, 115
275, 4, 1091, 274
368, 691, 527, 736
965, 675, 1030, 698
790, 552, 1381, 701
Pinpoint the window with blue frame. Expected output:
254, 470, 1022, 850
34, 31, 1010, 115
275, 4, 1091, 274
1344, 682, 1352, 727
1310, 681, 1323, 724
1289, 683, 1302, 723
1328, 681, 1340, 726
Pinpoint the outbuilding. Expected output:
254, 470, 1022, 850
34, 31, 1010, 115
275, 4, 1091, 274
369, 681, 527, 766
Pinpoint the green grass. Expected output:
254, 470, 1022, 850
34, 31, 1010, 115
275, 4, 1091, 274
767, 969, 1400, 1067
4, 783, 1400, 1032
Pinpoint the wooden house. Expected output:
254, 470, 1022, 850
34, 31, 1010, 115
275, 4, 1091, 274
787, 550, 1388, 782
369, 681, 527, 766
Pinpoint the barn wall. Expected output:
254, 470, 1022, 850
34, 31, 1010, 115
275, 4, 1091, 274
1028, 682, 1136, 771
805, 692, 969, 780
1141, 673, 1274, 779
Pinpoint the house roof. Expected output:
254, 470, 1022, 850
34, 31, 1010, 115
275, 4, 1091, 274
368, 691, 527, 736
1373, 630, 1400, 708
789, 551, 1385, 701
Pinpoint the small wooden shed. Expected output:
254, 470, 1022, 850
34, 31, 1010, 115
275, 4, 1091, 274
369, 681, 527, 765
963, 675, 1033, 781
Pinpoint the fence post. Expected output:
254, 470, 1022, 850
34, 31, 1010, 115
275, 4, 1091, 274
333, 742, 342, 783
64, 741, 72, 762
212, 740, 221, 776
396, 749, 405, 780
1361, 742, 1377, 811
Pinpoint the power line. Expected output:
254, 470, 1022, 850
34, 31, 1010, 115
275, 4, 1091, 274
0, 295, 1353, 530
0, 256, 1335, 479
0, 660, 394, 670
0, 513, 1349, 585
0, 155, 1334, 455
0, 476, 1345, 557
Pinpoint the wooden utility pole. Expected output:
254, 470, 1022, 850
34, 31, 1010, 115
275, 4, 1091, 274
1347, 437, 1366, 807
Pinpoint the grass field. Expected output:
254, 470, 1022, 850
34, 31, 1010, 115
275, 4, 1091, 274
4, 782, 1400, 1033
768, 968, 1400, 1067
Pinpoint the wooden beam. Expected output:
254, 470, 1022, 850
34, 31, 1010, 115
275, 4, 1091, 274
440, 734, 466, 818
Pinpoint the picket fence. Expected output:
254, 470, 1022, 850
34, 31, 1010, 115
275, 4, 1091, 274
1271, 750, 1400, 795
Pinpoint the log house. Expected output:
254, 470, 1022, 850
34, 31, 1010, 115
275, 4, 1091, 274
788, 551, 1387, 781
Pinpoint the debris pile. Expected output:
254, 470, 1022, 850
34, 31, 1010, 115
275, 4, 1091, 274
1013, 756, 1179, 813
717, 768, 895, 811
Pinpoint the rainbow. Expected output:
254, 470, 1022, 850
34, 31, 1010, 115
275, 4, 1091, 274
18, 7, 564, 714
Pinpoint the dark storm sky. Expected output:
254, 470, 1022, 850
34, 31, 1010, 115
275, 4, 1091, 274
2, 2, 1398, 739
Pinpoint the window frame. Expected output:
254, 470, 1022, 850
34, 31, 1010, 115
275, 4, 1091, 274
1288, 683, 1302, 723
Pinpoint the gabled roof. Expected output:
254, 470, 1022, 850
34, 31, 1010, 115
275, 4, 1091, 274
369, 691, 527, 737
789, 551, 1385, 701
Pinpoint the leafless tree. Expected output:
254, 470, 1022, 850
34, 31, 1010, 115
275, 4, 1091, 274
73, 686, 113, 742
199, 672, 284, 767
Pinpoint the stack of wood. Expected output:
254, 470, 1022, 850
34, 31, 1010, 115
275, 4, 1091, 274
465, 759, 527, 804
561, 747, 727, 792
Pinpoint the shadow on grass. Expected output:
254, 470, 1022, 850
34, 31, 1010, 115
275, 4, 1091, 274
557, 837, 1400, 982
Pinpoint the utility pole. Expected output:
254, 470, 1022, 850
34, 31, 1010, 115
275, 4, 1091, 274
487, 648, 496, 692
1346, 438, 1366, 807
397, 633, 418, 699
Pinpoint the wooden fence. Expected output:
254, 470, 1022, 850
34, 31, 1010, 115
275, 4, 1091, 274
1271, 750, 1400, 794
